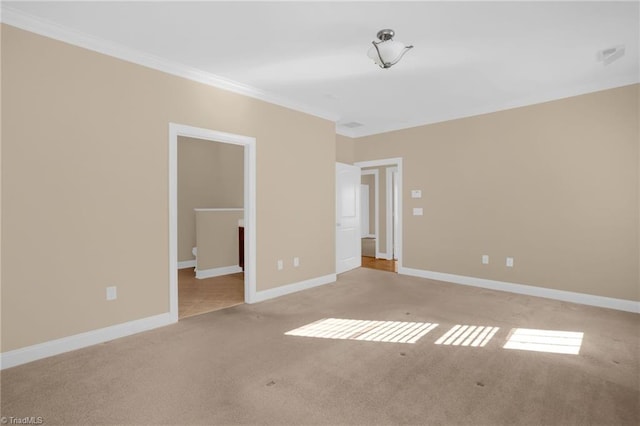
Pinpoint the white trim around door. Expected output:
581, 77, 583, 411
169, 123, 257, 322
385, 166, 398, 260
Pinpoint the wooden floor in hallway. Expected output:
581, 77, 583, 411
361, 256, 397, 272
178, 268, 244, 319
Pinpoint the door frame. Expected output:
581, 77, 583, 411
387, 166, 399, 260
169, 123, 257, 321
354, 158, 403, 269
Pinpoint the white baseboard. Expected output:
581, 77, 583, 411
250, 273, 336, 304
196, 265, 243, 279
178, 260, 196, 269
0, 312, 176, 370
399, 267, 640, 314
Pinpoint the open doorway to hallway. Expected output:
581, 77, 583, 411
356, 158, 402, 273
170, 123, 256, 322
177, 136, 245, 318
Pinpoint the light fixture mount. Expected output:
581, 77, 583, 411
368, 28, 413, 69
376, 29, 395, 42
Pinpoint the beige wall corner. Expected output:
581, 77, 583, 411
354, 84, 640, 302
336, 134, 356, 164
1, 25, 336, 352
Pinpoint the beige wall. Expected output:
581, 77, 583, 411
354, 84, 639, 301
195, 210, 243, 270
336, 134, 355, 164
1, 25, 336, 352
178, 137, 243, 262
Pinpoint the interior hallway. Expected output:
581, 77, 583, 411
178, 268, 244, 319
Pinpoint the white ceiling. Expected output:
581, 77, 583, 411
3, 1, 639, 137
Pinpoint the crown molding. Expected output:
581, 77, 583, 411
3, 6, 637, 140
0, 6, 340, 123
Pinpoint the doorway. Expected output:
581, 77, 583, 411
355, 158, 403, 273
177, 137, 244, 318
169, 124, 256, 322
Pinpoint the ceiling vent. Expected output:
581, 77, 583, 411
597, 45, 625, 65
341, 122, 364, 128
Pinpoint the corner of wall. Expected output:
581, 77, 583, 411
336, 134, 356, 164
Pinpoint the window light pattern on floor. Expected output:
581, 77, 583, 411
503, 328, 584, 355
285, 318, 439, 344
434, 325, 500, 347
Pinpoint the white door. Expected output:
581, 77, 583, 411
336, 162, 361, 274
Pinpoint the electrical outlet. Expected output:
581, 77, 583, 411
293, 257, 300, 267
482, 255, 489, 265
506, 257, 514, 267
106, 286, 117, 301
277, 260, 284, 270
413, 207, 423, 216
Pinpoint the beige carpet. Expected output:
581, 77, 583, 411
1, 268, 638, 425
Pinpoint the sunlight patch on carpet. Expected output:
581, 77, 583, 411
434, 325, 499, 347
503, 328, 583, 355
285, 318, 439, 344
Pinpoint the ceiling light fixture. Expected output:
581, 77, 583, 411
597, 45, 625, 65
367, 29, 413, 69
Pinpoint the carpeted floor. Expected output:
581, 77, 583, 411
1, 268, 639, 425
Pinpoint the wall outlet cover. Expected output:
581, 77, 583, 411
106, 286, 117, 301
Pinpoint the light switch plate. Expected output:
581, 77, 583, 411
413, 207, 423, 216
411, 190, 422, 199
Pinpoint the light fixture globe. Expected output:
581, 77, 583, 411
368, 29, 413, 69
